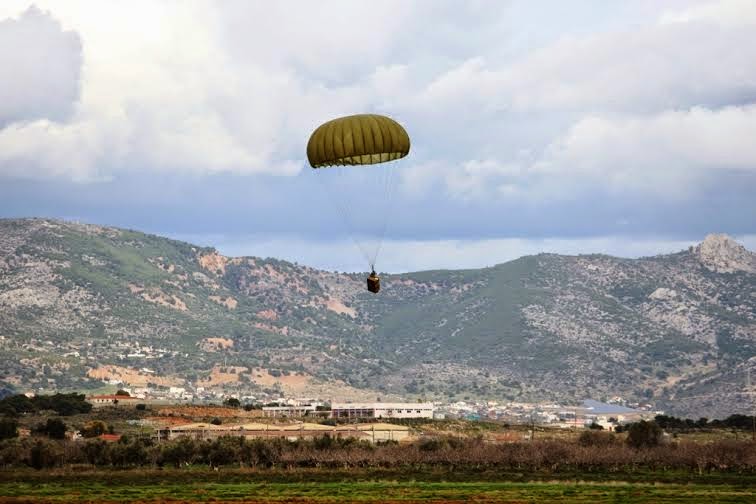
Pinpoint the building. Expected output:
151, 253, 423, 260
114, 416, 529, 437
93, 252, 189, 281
330, 402, 434, 419
158, 421, 411, 443
581, 399, 658, 430
87, 394, 140, 407
262, 405, 317, 418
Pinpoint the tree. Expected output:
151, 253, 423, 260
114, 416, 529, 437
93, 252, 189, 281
81, 439, 109, 466
29, 440, 63, 469
34, 418, 68, 440
626, 420, 662, 449
80, 421, 107, 438
0, 418, 18, 440
115, 389, 130, 397
223, 397, 241, 408
210, 418, 222, 425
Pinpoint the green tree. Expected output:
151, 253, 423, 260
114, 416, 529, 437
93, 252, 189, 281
160, 437, 197, 467
34, 418, 67, 440
81, 421, 107, 438
0, 418, 19, 440
223, 397, 241, 408
626, 420, 662, 449
29, 440, 63, 469
81, 439, 109, 466
115, 389, 130, 397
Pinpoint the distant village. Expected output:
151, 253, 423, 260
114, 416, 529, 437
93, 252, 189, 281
4, 336, 663, 432
87, 384, 661, 432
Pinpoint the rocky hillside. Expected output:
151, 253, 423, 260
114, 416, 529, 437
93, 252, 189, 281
0, 218, 754, 417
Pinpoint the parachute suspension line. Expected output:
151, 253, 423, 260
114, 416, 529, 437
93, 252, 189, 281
370, 160, 400, 271
314, 169, 374, 269
307, 114, 410, 276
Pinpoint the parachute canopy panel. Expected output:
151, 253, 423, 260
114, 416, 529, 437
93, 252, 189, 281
307, 114, 410, 169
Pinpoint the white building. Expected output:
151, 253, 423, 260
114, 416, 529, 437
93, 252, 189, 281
331, 402, 434, 419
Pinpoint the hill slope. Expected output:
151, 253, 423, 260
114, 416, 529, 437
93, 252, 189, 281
0, 218, 754, 417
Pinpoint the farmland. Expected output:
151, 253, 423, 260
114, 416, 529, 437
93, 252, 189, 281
0, 469, 754, 503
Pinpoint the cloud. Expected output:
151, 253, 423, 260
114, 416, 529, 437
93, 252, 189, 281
400, 0, 756, 203
660, 0, 756, 26
0, 6, 82, 125
532, 104, 756, 198
0, 0, 754, 266
416, 3, 756, 116
0, 1, 518, 182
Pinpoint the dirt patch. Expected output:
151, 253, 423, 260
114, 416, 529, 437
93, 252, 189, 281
250, 367, 310, 388
197, 365, 248, 386
326, 297, 356, 317
198, 251, 228, 275
245, 368, 376, 399
253, 322, 289, 335
141, 289, 187, 311
198, 337, 234, 352
256, 309, 278, 321
87, 365, 184, 387
129, 284, 187, 311
209, 295, 238, 310
155, 405, 263, 419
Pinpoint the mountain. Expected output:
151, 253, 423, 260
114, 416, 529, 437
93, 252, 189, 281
0, 218, 754, 417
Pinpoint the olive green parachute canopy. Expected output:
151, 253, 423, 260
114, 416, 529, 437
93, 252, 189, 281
307, 114, 410, 168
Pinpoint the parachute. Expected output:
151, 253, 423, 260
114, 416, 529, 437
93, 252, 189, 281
307, 114, 410, 292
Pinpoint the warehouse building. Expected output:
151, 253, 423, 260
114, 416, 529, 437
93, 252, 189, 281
158, 421, 410, 443
330, 402, 434, 419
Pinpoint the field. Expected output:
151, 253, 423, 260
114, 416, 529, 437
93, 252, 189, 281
2, 400, 755, 503
0, 469, 755, 503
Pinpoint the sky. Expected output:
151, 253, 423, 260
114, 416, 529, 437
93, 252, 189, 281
0, 0, 755, 272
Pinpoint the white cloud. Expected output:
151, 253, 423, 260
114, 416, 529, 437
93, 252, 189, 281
533, 105, 756, 198
0, 0, 755, 217
0, 6, 82, 125
400, 0, 756, 202
414, 8, 756, 116
660, 0, 756, 26
407, 103, 756, 202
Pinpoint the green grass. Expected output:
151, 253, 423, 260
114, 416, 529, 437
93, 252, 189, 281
0, 480, 753, 503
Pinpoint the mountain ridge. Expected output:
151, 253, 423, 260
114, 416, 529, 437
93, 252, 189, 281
0, 218, 754, 417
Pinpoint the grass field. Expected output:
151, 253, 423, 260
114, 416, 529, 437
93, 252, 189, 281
0, 480, 754, 503
0, 469, 754, 503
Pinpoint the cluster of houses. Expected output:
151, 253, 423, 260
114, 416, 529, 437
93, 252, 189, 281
438, 398, 659, 429
86, 392, 659, 433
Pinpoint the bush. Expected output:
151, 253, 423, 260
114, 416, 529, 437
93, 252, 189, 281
223, 397, 241, 408
210, 418, 222, 425
626, 420, 663, 449
81, 439, 109, 466
159, 437, 198, 468
0, 418, 18, 440
28, 440, 63, 469
80, 421, 107, 438
578, 430, 616, 447
34, 419, 67, 440
32, 393, 92, 416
